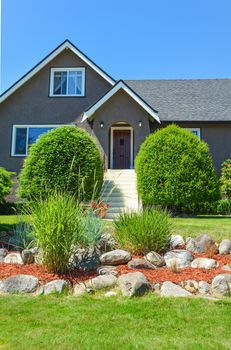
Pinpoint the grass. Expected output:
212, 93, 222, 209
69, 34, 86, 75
0, 295, 231, 350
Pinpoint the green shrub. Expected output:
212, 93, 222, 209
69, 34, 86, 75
220, 159, 231, 200
27, 193, 85, 273
0, 167, 14, 203
114, 209, 171, 254
19, 126, 103, 201
136, 125, 220, 213
216, 199, 231, 215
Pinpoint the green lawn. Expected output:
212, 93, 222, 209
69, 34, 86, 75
0, 295, 230, 350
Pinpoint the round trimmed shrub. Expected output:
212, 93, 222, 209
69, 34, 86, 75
135, 125, 220, 213
19, 126, 103, 200
0, 167, 14, 203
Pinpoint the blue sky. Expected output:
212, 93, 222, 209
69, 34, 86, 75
1, 0, 231, 93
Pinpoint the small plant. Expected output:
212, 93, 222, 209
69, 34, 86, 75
8, 221, 35, 250
82, 213, 103, 247
27, 192, 85, 273
168, 258, 180, 273
204, 242, 218, 259
114, 209, 171, 255
220, 159, 231, 200
91, 200, 109, 218
0, 167, 14, 203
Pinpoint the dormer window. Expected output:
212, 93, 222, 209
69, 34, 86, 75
50, 68, 85, 96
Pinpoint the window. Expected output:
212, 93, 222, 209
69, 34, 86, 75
12, 125, 61, 156
50, 68, 85, 96
187, 128, 201, 140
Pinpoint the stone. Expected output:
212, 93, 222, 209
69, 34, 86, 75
128, 258, 156, 270
104, 291, 117, 297
151, 283, 161, 294
160, 281, 192, 297
43, 279, 70, 295
34, 248, 43, 265
186, 234, 215, 254
170, 235, 185, 249
198, 281, 210, 295
100, 249, 132, 266
181, 280, 198, 293
90, 275, 117, 290
73, 283, 88, 296
164, 250, 193, 269
223, 265, 231, 271
21, 249, 34, 264
97, 265, 118, 277
219, 239, 231, 255
4, 252, 23, 264
215, 273, 231, 285
72, 247, 100, 271
0, 248, 8, 262
97, 233, 117, 253
0, 274, 39, 294
118, 272, 151, 297
191, 258, 218, 269
145, 251, 165, 267
211, 275, 230, 297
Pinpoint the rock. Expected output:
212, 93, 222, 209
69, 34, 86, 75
30, 247, 40, 255
97, 265, 118, 277
73, 283, 88, 296
198, 281, 210, 295
186, 234, 215, 253
128, 258, 156, 270
219, 239, 231, 255
71, 247, 100, 271
145, 251, 165, 267
100, 249, 131, 266
0, 248, 8, 262
181, 280, 198, 293
160, 281, 193, 297
191, 258, 218, 269
223, 265, 231, 271
43, 279, 70, 295
97, 233, 117, 253
34, 248, 43, 265
151, 283, 161, 294
104, 291, 117, 297
21, 249, 34, 264
0, 274, 39, 294
164, 250, 193, 269
118, 272, 151, 297
170, 235, 185, 249
211, 275, 230, 297
90, 275, 117, 290
215, 273, 231, 285
4, 252, 23, 264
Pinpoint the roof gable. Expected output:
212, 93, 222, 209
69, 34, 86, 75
0, 40, 115, 103
82, 80, 160, 123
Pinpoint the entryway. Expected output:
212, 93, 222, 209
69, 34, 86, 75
110, 126, 133, 169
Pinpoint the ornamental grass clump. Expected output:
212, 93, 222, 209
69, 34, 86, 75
28, 193, 85, 273
114, 209, 171, 255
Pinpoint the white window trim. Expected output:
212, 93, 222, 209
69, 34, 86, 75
49, 67, 85, 97
187, 127, 201, 140
110, 126, 134, 169
11, 124, 70, 157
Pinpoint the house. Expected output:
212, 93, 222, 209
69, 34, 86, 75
1, 39, 231, 175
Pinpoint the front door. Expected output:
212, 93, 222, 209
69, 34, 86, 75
113, 129, 131, 169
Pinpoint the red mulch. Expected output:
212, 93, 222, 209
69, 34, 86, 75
0, 251, 230, 285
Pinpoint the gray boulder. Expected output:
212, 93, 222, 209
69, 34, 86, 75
0, 248, 8, 262
164, 250, 193, 269
223, 265, 231, 271
21, 249, 34, 264
170, 235, 185, 249
211, 275, 230, 297
215, 273, 231, 285
219, 239, 231, 255
181, 280, 198, 293
118, 272, 151, 297
97, 232, 117, 253
100, 249, 132, 266
73, 283, 90, 296
198, 281, 210, 295
160, 281, 192, 297
128, 258, 156, 270
72, 247, 100, 271
43, 279, 70, 295
186, 234, 215, 253
97, 265, 118, 277
145, 251, 165, 267
0, 274, 39, 294
4, 252, 23, 264
90, 275, 117, 290
191, 258, 218, 269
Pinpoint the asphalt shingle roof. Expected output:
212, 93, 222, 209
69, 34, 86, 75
125, 79, 231, 122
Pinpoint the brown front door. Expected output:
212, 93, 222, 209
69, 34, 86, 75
113, 129, 131, 169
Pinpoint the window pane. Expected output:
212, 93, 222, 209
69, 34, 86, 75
68, 71, 82, 95
15, 128, 27, 155
28, 128, 53, 148
53, 71, 67, 95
